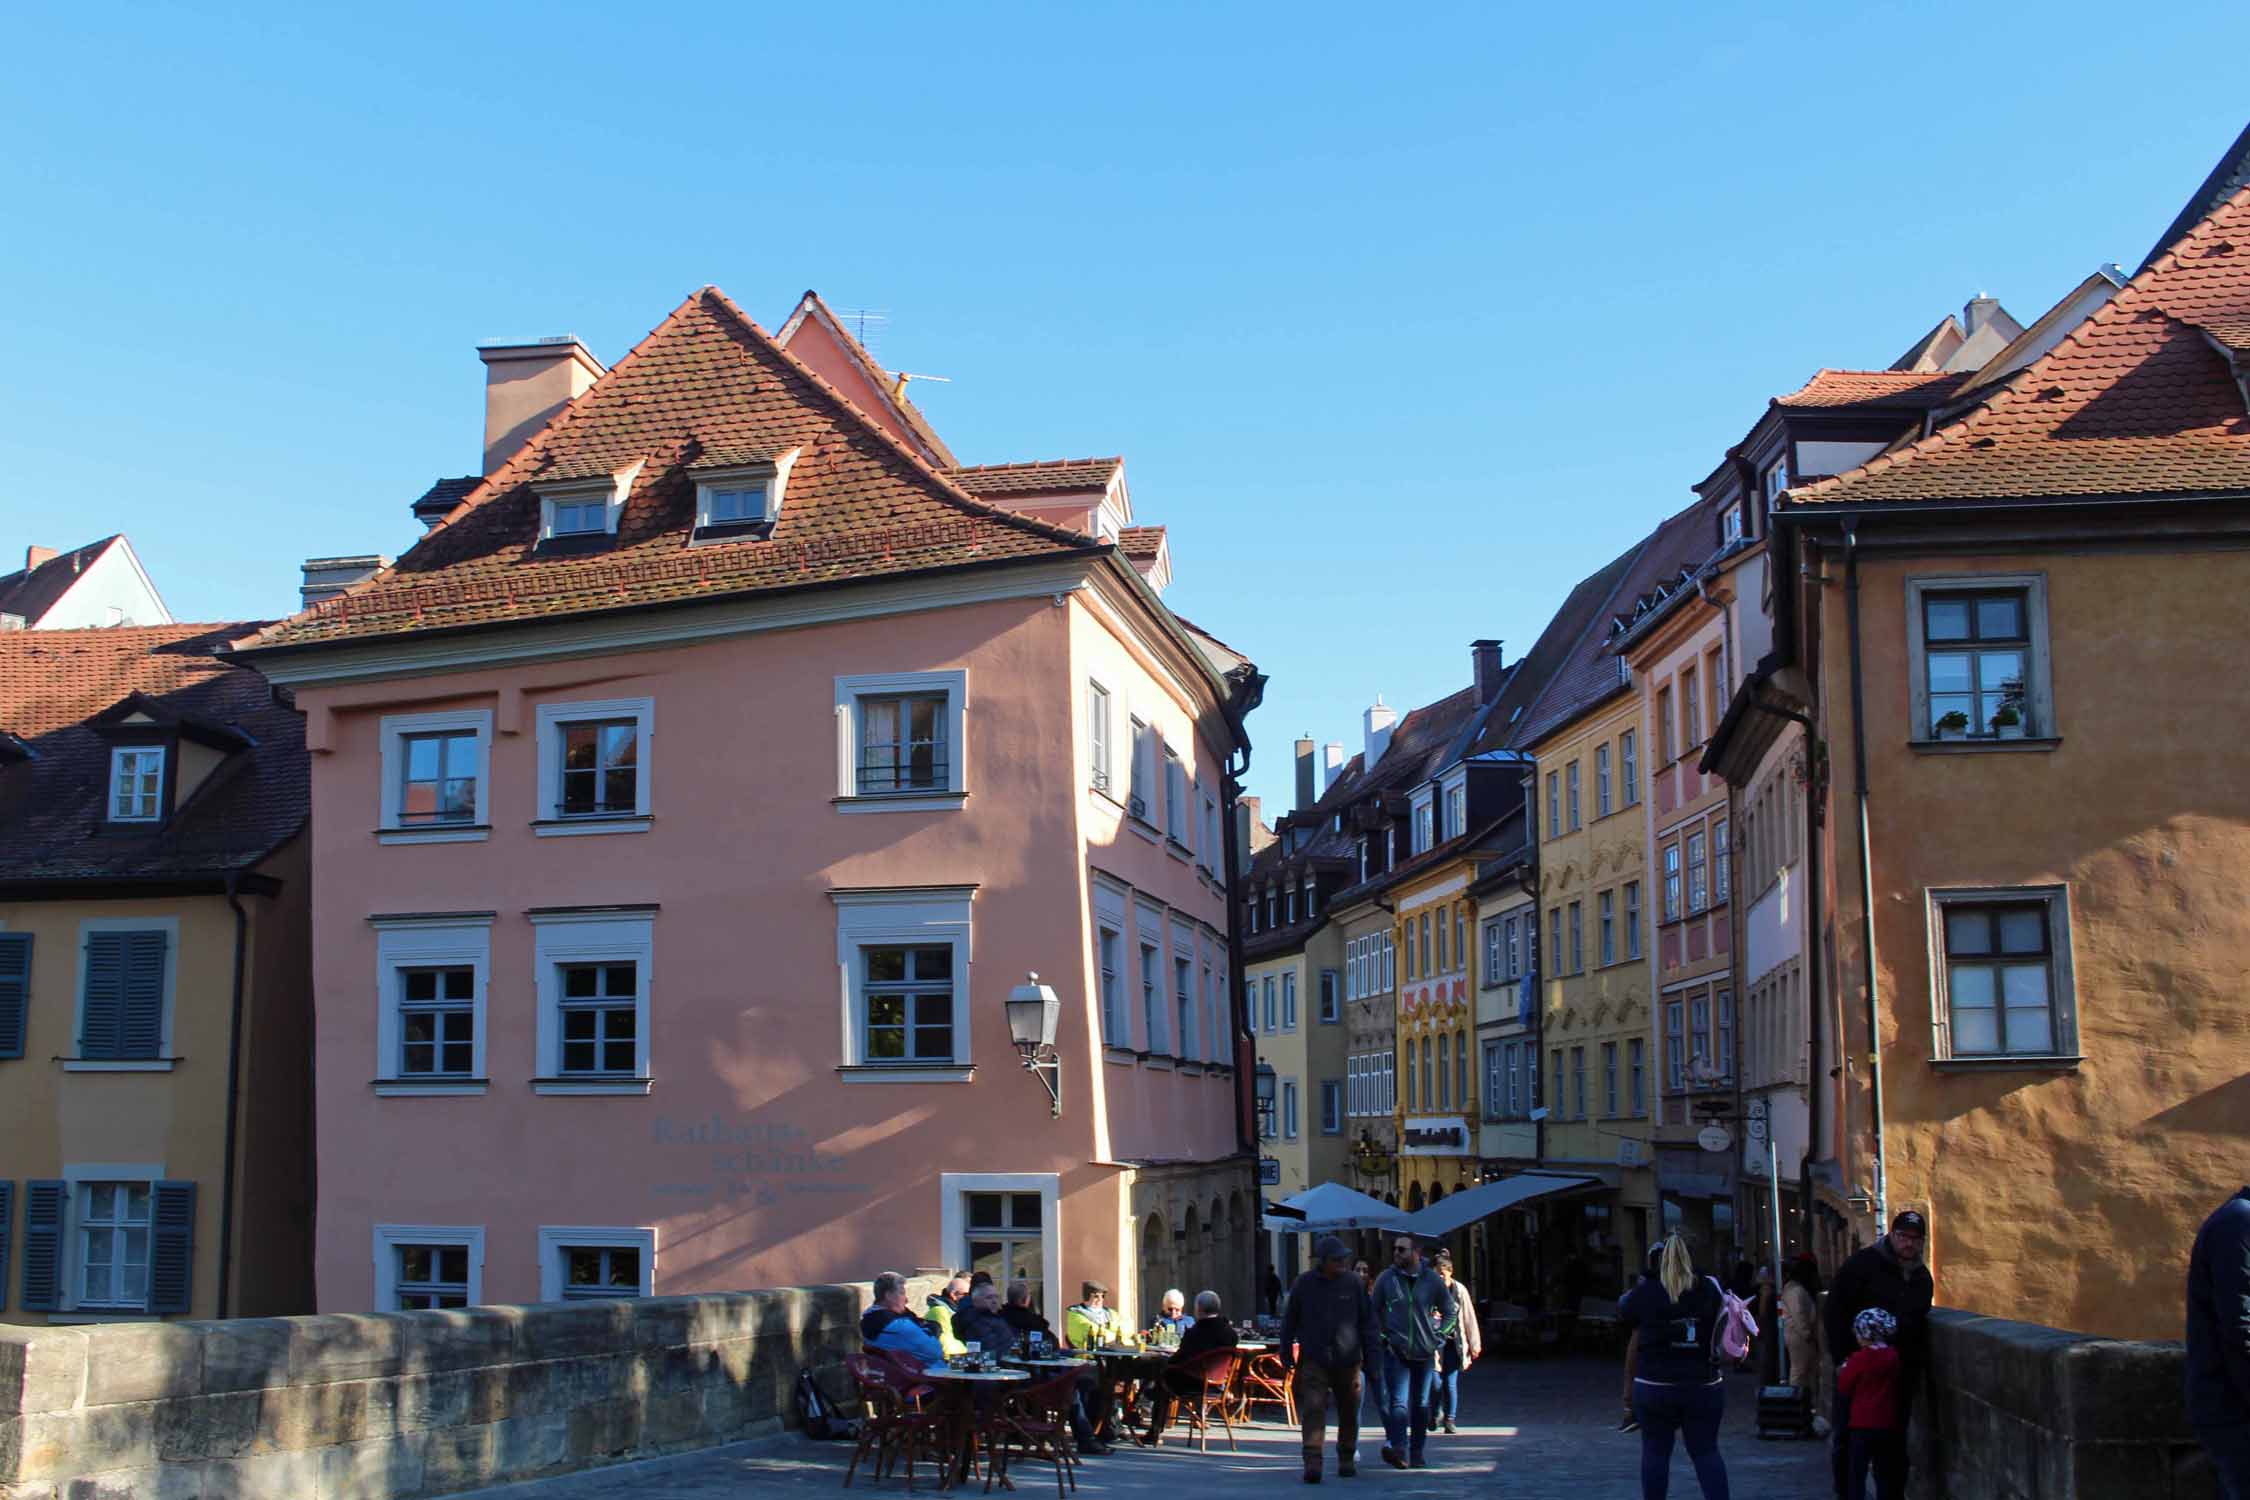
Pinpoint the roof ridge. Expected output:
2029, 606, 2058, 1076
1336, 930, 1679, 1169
1788, 180, 2250, 505
948, 456, 1125, 473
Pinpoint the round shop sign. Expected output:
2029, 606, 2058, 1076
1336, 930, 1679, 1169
1696, 1124, 1732, 1153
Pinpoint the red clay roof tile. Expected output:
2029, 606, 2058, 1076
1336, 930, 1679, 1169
944, 458, 1123, 497
1772, 370, 1973, 410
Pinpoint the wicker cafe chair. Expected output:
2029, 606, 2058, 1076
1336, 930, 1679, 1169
1171, 1348, 1244, 1454
844, 1353, 947, 1489
1237, 1350, 1297, 1426
988, 1368, 1082, 1498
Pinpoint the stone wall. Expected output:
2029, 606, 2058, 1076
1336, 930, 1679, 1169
1909, 1307, 2221, 1500
0, 1276, 934, 1499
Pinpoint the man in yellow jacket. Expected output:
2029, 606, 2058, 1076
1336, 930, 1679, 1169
1066, 1280, 1122, 1350
925, 1272, 971, 1357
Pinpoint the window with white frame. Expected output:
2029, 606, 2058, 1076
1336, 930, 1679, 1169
537, 460, 641, 543
1140, 938, 1167, 1054
1716, 988, 1734, 1078
834, 887, 975, 1077
534, 697, 655, 829
1663, 844, 1682, 922
1909, 578, 2051, 741
1596, 744, 1612, 818
1087, 681, 1113, 795
1318, 968, 1339, 1023
1413, 798, 1433, 853
533, 909, 654, 1093
373, 914, 490, 1095
378, 709, 493, 841
77, 1181, 153, 1309
1567, 761, 1581, 830
1282, 1080, 1299, 1139
109, 746, 165, 822
1599, 890, 1615, 966
375, 1224, 484, 1311
1446, 786, 1465, 841
1164, 750, 1188, 843
1621, 731, 1640, 806
1715, 818, 1731, 904
1483, 922, 1501, 986
1282, 971, 1297, 1031
1630, 1038, 1646, 1115
689, 448, 798, 538
539, 1226, 656, 1300
1690, 994, 1711, 1077
1546, 772, 1560, 837
1285, 884, 1298, 924
1762, 456, 1789, 505
1262, 975, 1276, 1032
1202, 959, 1219, 1060
1625, 882, 1642, 959
1665, 1000, 1685, 1090
1320, 1079, 1343, 1133
1722, 503, 1745, 544
1687, 831, 1708, 913
1093, 881, 1127, 1045
835, 672, 967, 809
1930, 887, 2077, 1061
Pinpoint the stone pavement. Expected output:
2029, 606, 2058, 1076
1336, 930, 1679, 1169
459, 1355, 1831, 1498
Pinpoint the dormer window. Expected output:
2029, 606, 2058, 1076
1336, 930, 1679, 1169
1761, 457, 1789, 505
1722, 504, 1745, 544
535, 459, 644, 548
690, 447, 801, 544
110, 746, 165, 822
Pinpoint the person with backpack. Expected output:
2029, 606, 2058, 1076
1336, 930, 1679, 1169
1618, 1233, 1732, 1500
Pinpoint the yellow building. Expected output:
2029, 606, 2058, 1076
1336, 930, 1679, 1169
0, 626, 312, 1323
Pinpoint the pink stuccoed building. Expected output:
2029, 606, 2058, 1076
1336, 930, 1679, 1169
239, 290, 1263, 1327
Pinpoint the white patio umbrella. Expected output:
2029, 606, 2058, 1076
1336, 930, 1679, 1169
1261, 1181, 1412, 1234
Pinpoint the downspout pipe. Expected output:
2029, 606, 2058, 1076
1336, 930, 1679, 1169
217, 872, 251, 1319
1842, 528, 1890, 1230
1222, 748, 1254, 1158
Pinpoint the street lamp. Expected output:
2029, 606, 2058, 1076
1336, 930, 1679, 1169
1006, 972, 1062, 1117
1254, 1061, 1277, 1141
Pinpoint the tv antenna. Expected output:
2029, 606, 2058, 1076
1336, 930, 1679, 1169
836, 307, 889, 351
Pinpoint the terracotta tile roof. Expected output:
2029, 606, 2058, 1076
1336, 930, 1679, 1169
1117, 525, 1166, 560
1772, 370, 1973, 410
244, 289, 1101, 650
411, 477, 481, 525
0, 536, 121, 625
0, 624, 307, 882
2198, 317, 2250, 356
943, 458, 1123, 497
777, 290, 959, 469
1791, 185, 2250, 508
2141, 122, 2250, 274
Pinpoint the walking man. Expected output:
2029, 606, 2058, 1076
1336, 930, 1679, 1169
1825, 1211, 1933, 1500
1280, 1235, 1382, 1484
1372, 1233, 1455, 1470
2187, 1184, 2250, 1499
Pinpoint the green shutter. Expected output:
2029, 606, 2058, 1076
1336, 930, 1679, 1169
21, 1180, 63, 1311
148, 1181, 196, 1315
80, 932, 125, 1059
0, 1180, 13, 1312
0, 932, 29, 1060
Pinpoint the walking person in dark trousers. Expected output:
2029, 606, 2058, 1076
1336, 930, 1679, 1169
1372, 1233, 1456, 1470
1619, 1232, 1731, 1499
1279, 1236, 1383, 1484
1431, 1249, 1481, 1433
2187, 1185, 2250, 1499
1837, 1308, 1906, 1500
1265, 1264, 1286, 1317
1824, 1211, 1933, 1500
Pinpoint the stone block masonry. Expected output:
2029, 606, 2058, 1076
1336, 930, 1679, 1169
0, 1277, 934, 1499
1909, 1307, 2223, 1500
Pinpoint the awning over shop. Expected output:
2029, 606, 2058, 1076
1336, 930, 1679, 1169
1260, 1182, 1410, 1234
1658, 1170, 1730, 1201
1394, 1172, 1599, 1238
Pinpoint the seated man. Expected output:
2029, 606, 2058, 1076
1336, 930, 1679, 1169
1065, 1280, 1122, 1350
1148, 1288, 1194, 1344
925, 1271, 972, 1357
862, 1271, 947, 1372
1001, 1280, 1114, 1457
1147, 1290, 1240, 1443
952, 1281, 1018, 1356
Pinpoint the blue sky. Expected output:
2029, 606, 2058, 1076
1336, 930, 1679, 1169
4, 2, 2246, 815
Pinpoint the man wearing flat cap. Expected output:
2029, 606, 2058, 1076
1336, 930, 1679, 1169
1825, 1209, 1934, 1499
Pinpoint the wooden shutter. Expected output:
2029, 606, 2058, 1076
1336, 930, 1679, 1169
81, 932, 125, 1059
81, 930, 165, 1061
147, 1181, 196, 1315
0, 932, 29, 1060
119, 932, 167, 1060
0, 1179, 13, 1312
21, 1180, 64, 1311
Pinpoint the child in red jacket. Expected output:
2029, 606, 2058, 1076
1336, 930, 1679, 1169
1838, 1307, 1906, 1500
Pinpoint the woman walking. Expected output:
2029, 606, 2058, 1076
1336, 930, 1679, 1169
1781, 1254, 1831, 1436
1618, 1233, 1731, 1499
1431, 1250, 1481, 1433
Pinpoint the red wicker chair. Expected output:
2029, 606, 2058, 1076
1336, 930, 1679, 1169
1237, 1350, 1297, 1426
1168, 1348, 1244, 1453
844, 1353, 948, 1489
988, 1367, 1082, 1498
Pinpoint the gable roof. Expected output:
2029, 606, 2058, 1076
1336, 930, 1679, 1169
775, 290, 960, 469
244, 288, 1104, 650
0, 536, 122, 625
2142, 121, 2250, 275
1789, 184, 2250, 509
945, 458, 1124, 498
1772, 370, 1973, 411
0, 624, 306, 885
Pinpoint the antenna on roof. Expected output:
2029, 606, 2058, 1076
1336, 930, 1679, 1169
837, 307, 889, 352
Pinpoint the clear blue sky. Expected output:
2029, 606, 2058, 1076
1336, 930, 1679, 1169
5, 3, 2245, 815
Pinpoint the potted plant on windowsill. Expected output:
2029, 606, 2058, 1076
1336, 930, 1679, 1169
1990, 704, 2025, 740
1934, 710, 1971, 740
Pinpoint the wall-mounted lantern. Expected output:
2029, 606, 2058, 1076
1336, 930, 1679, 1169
1006, 972, 1063, 1118
1254, 1061, 1277, 1141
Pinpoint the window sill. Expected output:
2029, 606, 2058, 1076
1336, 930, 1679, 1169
532, 815, 653, 838
531, 1077, 654, 1096
377, 825, 492, 846
832, 792, 968, 815
1178, 1059, 1204, 1076
835, 1064, 975, 1084
373, 1078, 490, 1097
1090, 784, 1123, 808
61, 1058, 177, 1073
1141, 1053, 1174, 1071
1907, 736, 2062, 756
1928, 1053, 2081, 1074
1103, 1045, 1138, 1067
1164, 838, 1194, 862
1126, 817, 1163, 844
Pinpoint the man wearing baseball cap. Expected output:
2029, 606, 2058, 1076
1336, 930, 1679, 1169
1823, 1210, 1934, 1500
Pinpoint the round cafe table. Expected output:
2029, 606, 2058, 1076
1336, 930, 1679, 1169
1088, 1346, 1170, 1434
919, 1367, 1030, 1489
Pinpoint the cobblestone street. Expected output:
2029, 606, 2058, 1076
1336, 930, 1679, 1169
461, 1356, 1830, 1498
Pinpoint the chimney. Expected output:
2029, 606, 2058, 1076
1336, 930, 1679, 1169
1963, 293, 2000, 336
478, 337, 607, 474
1294, 735, 1317, 813
1473, 638, 1506, 703
300, 555, 390, 610
24, 546, 58, 572
1364, 696, 1397, 768
1235, 795, 1264, 873
1323, 742, 1346, 791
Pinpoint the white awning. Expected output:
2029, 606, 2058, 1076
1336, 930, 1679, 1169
1394, 1172, 1599, 1238
1260, 1181, 1410, 1234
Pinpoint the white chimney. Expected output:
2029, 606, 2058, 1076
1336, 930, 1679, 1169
1323, 742, 1346, 791
478, 337, 606, 474
1364, 696, 1397, 769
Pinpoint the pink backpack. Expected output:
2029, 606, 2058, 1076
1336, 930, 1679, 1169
1710, 1278, 1759, 1362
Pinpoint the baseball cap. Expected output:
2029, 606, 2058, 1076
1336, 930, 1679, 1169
1891, 1209, 1928, 1234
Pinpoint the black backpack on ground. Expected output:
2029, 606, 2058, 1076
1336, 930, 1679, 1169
795, 1364, 862, 1441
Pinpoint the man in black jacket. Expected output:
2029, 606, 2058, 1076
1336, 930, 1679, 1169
1825, 1210, 1934, 1500
1280, 1235, 1384, 1484
999, 1280, 1112, 1456
2187, 1186, 2250, 1499
1146, 1291, 1240, 1445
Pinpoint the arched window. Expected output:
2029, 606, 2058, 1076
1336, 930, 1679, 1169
1437, 1034, 1451, 1108
1407, 1181, 1426, 1212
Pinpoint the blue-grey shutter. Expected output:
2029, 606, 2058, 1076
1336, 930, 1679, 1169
0, 932, 29, 1059
119, 932, 167, 1060
0, 1180, 13, 1312
80, 931, 125, 1059
81, 930, 165, 1060
147, 1181, 195, 1315
21, 1180, 64, 1311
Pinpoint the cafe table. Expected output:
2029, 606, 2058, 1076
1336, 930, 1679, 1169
1087, 1345, 1171, 1435
918, 1366, 1030, 1489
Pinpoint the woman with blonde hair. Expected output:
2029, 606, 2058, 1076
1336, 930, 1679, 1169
1616, 1233, 1731, 1499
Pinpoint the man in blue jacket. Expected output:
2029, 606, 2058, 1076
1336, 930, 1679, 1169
862, 1271, 946, 1371
2188, 1186, 2250, 1499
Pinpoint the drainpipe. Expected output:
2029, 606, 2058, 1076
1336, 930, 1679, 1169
1842, 529, 1890, 1230
1222, 751, 1254, 1159
217, 872, 251, 1319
